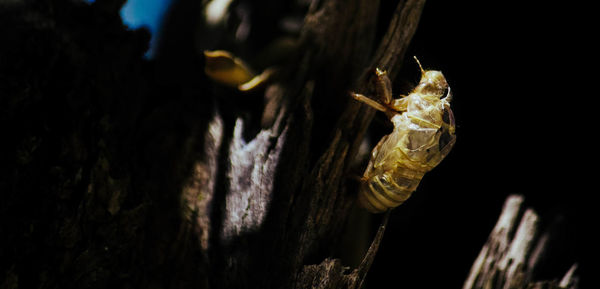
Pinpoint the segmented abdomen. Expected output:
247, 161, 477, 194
358, 166, 426, 213
357, 110, 450, 213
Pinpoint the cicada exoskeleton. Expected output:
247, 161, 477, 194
352, 57, 456, 213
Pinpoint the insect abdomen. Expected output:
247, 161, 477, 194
358, 167, 426, 213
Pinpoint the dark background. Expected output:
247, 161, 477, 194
368, 1, 595, 288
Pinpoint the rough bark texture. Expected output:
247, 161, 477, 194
1, 0, 424, 288
463, 195, 579, 289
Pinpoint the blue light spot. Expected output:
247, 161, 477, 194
120, 0, 173, 58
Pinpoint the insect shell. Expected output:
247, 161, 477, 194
352, 57, 456, 213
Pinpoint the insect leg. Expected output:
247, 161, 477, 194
351, 93, 388, 112
375, 68, 393, 105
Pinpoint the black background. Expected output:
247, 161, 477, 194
366, 1, 595, 288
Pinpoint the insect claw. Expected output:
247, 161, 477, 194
351, 92, 389, 112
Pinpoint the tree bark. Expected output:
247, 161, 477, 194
0, 0, 425, 288
463, 195, 579, 289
